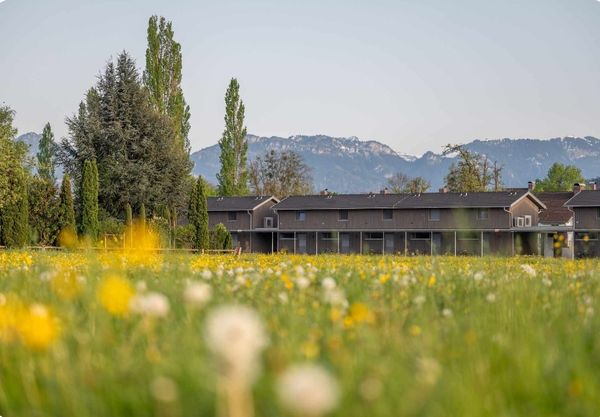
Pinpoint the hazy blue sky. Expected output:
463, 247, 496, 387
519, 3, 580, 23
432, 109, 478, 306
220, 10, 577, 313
1, 0, 600, 155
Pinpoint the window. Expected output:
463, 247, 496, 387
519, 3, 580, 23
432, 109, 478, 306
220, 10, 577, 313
365, 232, 383, 240
296, 211, 305, 221
410, 232, 431, 240
429, 209, 440, 221
228, 211, 237, 221
280, 233, 295, 240
339, 210, 349, 221
477, 208, 489, 220
383, 209, 393, 220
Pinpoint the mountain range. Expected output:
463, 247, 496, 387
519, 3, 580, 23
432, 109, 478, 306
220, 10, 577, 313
190, 135, 600, 192
17, 133, 600, 193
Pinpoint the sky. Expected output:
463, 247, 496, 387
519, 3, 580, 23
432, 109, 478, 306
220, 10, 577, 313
1, 0, 600, 155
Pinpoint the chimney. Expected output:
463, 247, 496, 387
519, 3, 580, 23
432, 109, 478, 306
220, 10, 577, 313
438, 186, 448, 193
590, 182, 598, 191
573, 183, 585, 194
528, 181, 535, 191
380, 187, 389, 194
320, 188, 329, 196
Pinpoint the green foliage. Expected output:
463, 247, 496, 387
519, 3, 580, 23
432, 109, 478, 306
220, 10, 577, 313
387, 172, 431, 194
98, 217, 125, 236
248, 150, 313, 198
443, 144, 502, 192
80, 159, 99, 240
0, 173, 29, 247
28, 176, 60, 246
211, 223, 232, 250
125, 203, 133, 227
175, 224, 195, 249
140, 203, 146, 231
217, 78, 248, 196
0, 105, 29, 211
61, 52, 191, 219
58, 174, 76, 238
535, 163, 585, 192
189, 176, 209, 250
37, 122, 57, 183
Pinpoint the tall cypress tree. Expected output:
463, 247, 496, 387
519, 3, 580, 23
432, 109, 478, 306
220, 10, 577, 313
217, 78, 248, 196
37, 122, 56, 183
0, 172, 29, 248
189, 176, 209, 250
80, 159, 99, 240
58, 174, 76, 236
140, 203, 146, 232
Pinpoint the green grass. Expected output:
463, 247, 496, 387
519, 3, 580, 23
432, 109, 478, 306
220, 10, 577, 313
0, 252, 599, 417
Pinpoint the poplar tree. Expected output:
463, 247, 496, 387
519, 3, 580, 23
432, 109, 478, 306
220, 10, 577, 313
0, 105, 28, 211
143, 15, 192, 237
37, 122, 56, 183
189, 176, 209, 250
80, 159, 99, 240
0, 175, 29, 248
58, 174, 76, 236
217, 78, 248, 196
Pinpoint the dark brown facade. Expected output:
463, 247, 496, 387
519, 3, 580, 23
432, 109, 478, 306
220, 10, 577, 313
209, 189, 600, 258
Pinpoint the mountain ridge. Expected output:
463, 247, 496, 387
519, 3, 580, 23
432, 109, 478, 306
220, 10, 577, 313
16, 132, 600, 193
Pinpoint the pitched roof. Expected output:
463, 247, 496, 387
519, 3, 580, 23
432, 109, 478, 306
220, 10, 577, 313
272, 194, 403, 210
535, 192, 574, 225
207, 196, 278, 212
564, 190, 600, 207
273, 190, 545, 210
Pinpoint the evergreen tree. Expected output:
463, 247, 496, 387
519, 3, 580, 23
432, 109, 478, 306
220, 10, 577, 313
125, 203, 133, 227
140, 203, 146, 232
58, 174, 76, 236
212, 223, 232, 250
80, 159, 99, 240
189, 176, 209, 250
28, 176, 60, 245
61, 52, 184, 218
37, 122, 56, 183
217, 78, 248, 196
0, 173, 29, 248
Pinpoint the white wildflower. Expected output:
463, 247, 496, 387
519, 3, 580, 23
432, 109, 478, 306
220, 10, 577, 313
278, 292, 289, 304
130, 292, 170, 318
413, 295, 426, 306
184, 282, 212, 308
321, 277, 336, 291
520, 264, 537, 277
201, 269, 213, 280
278, 364, 340, 417
486, 293, 496, 303
416, 357, 441, 386
441, 308, 453, 317
473, 271, 484, 282
204, 306, 268, 382
295, 277, 311, 290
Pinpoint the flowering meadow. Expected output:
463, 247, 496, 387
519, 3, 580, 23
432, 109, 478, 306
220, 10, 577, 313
1, 250, 600, 417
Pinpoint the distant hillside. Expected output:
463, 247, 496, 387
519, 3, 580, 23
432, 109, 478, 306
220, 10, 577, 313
191, 135, 600, 193
19, 132, 600, 193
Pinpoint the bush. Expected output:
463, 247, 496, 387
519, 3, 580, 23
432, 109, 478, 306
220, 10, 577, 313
210, 223, 232, 250
175, 224, 195, 249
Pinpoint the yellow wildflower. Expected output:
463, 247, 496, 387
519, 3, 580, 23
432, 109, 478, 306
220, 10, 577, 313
97, 275, 134, 317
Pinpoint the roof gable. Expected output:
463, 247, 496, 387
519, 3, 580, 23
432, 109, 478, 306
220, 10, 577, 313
564, 190, 600, 207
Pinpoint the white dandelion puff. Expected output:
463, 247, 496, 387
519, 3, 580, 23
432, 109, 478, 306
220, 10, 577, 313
278, 364, 340, 417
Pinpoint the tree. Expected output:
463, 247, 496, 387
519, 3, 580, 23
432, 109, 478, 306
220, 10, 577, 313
61, 52, 187, 218
28, 176, 60, 245
37, 122, 57, 183
217, 78, 248, 196
443, 144, 500, 192
405, 177, 431, 193
189, 176, 209, 250
125, 203, 133, 227
386, 173, 411, 193
535, 163, 585, 192
0, 173, 29, 248
248, 150, 313, 198
0, 105, 29, 211
386, 173, 430, 194
212, 223, 232, 250
144, 15, 191, 151
80, 159, 99, 240
143, 15, 193, 240
58, 174, 76, 237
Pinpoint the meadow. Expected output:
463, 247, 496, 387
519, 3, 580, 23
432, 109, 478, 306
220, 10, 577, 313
0, 250, 599, 417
